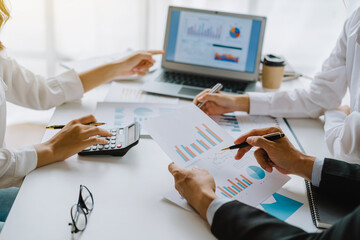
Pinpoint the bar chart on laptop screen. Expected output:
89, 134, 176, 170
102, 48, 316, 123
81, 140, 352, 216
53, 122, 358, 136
174, 123, 223, 162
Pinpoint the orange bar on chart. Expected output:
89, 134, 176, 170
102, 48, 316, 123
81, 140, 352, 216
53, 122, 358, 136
217, 186, 232, 198
185, 146, 196, 157
240, 174, 253, 185
195, 127, 216, 146
192, 143, 203, 153
227, 179, 242, 191
174, 146, 189, 162
202, 124, 223, 142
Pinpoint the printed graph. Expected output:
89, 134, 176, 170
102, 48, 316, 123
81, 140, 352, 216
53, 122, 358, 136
113, 106, 176, 127
174, 123, 223, 162
215, 114, 240, 133
217, 174, 253, 198
187, 24, 222, 40
214, 53, 239, 63
260, 193, 303, 221
247, 166, 265, 180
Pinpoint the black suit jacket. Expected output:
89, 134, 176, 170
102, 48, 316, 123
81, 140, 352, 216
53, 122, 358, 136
211, 158, 360, 240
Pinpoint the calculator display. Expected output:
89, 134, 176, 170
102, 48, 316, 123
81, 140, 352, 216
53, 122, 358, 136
128, 124, 136, 143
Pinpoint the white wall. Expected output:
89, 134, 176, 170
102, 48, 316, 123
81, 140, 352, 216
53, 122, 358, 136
1, 0, 357, 124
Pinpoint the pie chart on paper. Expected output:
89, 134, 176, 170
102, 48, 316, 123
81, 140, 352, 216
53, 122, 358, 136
247, 165, 265, 180
229, 27, 240, 38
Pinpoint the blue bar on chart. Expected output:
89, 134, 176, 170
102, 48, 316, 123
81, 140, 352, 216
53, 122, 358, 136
218, 174, 254, 199
173, 123, 223, 162
218, 114, 241, 132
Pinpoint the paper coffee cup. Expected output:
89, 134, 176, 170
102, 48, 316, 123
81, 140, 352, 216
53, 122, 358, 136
261, 54, 285, 90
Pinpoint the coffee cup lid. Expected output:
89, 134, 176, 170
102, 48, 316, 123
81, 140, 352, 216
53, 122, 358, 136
263, 54, 285, 66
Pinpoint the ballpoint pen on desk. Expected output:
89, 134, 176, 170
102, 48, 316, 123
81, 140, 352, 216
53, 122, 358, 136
46, 122, 106, 129
197, 83, 223, 108
221, 132, 285, 150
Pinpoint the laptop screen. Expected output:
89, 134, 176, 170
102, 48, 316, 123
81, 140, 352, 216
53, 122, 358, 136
165, 10, 263, 74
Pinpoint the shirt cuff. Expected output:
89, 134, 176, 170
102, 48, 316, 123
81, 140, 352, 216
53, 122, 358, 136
248, 92, 273, 115
311, 157, 325, 187
55, 69, 84, 102
206, 197, 232, 225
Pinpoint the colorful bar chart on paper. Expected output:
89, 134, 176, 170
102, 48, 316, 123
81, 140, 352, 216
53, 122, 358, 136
217, 174, 253, 198
174, 123, 223, 162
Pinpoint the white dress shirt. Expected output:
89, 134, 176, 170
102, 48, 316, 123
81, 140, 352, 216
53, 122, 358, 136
248, 8, 360, 163
0, 51, 83, 188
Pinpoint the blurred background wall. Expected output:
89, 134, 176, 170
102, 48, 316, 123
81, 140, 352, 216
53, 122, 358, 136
1, 0, 358, 125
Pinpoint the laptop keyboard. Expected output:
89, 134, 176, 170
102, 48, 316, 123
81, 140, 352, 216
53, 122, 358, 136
158, 71, 248, 93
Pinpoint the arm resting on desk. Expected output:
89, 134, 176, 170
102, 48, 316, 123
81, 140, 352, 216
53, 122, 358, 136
324, 110, 360, 163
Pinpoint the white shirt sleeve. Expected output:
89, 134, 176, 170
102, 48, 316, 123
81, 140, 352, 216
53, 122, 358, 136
311, 157, 325, 187
324, 110, 360, 163
206, 197, 232, 225
0, 54, 84, 109
248, 13, 349, 118
0, 146, 37, 188
0, 52, 85, 187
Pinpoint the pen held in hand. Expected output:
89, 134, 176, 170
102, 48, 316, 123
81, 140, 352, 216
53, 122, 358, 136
46, 122, 106, 129
197, 83, 223, 108
221, 132, 285, 150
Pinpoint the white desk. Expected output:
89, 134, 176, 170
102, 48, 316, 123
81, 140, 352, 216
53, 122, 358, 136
0, 78, 328, 239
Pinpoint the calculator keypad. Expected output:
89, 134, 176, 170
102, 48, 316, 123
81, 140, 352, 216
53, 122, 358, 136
84, 128, 126, 152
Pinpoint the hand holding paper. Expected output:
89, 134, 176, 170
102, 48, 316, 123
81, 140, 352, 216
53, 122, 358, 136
143, 104, 290, 211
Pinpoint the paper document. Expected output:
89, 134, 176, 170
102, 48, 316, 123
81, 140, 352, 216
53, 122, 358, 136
104, 82, 179, 104
143, 105, 290, 211
211, 112, 301, 150
94, 102, 180, 136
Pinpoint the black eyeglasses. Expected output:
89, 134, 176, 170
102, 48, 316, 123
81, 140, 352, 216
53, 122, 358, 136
69, 185, 94, 234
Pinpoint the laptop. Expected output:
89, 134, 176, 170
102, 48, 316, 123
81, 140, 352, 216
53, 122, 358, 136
143, 6, 267, 99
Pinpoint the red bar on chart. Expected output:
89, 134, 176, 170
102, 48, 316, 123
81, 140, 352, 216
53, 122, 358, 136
185, 146, 196, 157
240, 174, 253, 185
235, 178, 248, 188
217, 186, 232, 198
195, 127, 217, 146
199, 140, 210, 150
202, 123, 223, 142
192, 143, 203, 153
227, 179, 242, 191
174, 146, 189, 162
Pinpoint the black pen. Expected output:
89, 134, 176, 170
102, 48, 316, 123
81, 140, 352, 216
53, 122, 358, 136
221, 132, 285, 151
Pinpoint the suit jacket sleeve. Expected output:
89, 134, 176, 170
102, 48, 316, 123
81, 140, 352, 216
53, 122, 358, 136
318, 158, 360, 205
211, 201, 360, 240
211, 158, 360, 239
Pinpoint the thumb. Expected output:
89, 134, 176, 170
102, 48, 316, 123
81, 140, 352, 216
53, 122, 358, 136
168, 163, 186, 176
246, 136, 273, 150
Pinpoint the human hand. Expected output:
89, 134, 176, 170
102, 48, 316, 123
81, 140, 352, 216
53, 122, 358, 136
35, 115, 112, 168
193, 89, 250, 115
336, 105, 350, 115
234, 126, 316, 181
168, 163, 218, 220
119, 50, 164, 76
